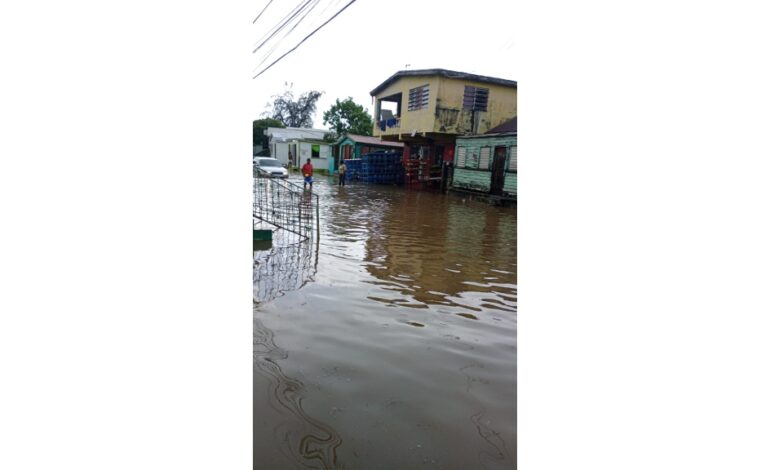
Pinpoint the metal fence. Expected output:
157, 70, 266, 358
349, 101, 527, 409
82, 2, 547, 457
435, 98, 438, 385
253, 171, 320, 304
253, 172, 320, 242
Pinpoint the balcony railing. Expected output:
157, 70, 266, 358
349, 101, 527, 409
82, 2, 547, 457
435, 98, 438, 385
375, 117, 400, 136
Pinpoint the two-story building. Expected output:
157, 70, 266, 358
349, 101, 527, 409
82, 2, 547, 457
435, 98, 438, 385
370, 69, 517, 185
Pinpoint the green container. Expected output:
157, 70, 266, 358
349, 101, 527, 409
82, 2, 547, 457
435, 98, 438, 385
253, 239, 272, 251
253, 229, 272, 241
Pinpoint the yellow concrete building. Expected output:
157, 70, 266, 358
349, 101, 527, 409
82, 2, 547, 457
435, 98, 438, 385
369, 69, 517, 184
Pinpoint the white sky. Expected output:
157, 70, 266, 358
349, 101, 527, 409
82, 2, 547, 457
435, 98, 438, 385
249, 0, 518, 129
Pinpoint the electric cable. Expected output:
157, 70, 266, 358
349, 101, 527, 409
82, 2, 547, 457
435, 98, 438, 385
253, 0, 316, 54
253, 0, 358, 79
252, 0, 275, 24
253, 0, 322, 71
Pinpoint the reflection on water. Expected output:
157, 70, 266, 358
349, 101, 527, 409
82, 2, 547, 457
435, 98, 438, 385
254, 313, 342, 469
253, 229, 318, 304
361, 190, 517, 313
254, 176, 516, 469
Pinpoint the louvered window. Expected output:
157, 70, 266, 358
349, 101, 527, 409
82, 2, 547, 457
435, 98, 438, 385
408, 84, 430, 111
463, 86, 489, 112
465, 151, 479, 169
509, 146, 517, 171
479, 147, 491, 169
457, 147, 466, 167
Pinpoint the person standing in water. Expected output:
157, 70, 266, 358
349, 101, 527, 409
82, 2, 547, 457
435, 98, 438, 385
338, 160, 347, 187
302, 158, 314, 191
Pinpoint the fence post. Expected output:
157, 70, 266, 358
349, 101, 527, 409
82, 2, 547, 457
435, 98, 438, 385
315, 194, 320, 241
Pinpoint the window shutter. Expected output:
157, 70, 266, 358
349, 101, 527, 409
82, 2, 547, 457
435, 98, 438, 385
463, 86, 489, 112
479, 147, 491, 169
457, 147, 466, 167
466, 151, 478, 169
509, 146, 517, 171
408, 84, 430, 111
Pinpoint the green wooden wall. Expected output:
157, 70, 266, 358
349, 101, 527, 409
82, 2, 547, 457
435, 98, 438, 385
452, 135, 517, 196
453, 168, 492, 192
503, 172, 517, 196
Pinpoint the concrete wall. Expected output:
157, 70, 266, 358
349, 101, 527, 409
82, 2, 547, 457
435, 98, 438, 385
373, 74, 517, 137
269, 140, 331, 171
272, 142, 290, 166
298, 141, 331, 171
434, 78, 517, 135
372, 75, 441, 137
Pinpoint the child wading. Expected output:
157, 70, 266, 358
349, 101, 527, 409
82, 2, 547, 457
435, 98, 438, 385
302, 158, 314, 191
338, 161, 347, 187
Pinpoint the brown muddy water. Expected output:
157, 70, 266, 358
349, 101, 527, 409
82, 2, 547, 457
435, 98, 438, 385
254, 175, 517, 469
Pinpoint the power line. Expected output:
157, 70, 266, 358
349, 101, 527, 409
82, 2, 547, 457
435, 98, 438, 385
252, 0, 274, 24
253, 0, 316, 54
253, 0, 322, 71
252, 0, 306, 48
283, 0, 323, 38
302, 0, 343, 32
253, 0, 357, 79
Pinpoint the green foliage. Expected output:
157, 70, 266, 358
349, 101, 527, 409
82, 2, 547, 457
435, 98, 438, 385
322, 97, 374, 141
253, 118, 284, 152
262, 84, 323, 128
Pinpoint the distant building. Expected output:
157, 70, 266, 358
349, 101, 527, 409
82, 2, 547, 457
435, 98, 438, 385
266, 127, 332, 170
370, 68, 517, 185
334, 134, 404, 171
451, 117, 517, 199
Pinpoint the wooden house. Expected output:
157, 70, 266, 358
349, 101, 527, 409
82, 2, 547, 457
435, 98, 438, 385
450, 117, 517, 199
333, 134, 404, 172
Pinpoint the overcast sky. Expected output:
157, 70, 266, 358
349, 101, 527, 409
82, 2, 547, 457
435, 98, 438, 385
249, 0, 518, 129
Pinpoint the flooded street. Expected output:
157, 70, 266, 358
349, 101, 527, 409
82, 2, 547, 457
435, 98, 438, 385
254, 175, 517, 469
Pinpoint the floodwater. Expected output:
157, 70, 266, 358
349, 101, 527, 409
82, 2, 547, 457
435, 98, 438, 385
254, 175, 517, 469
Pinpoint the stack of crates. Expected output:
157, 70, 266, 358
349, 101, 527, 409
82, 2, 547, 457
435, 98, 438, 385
359, 151, 404, 184
343, 158, 362, 181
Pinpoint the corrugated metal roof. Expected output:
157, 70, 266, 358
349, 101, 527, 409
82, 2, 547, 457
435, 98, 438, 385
485, 117, 517, 134
266, 127, 329, 142
338, 134, 404, 147
370, 69, 517, 96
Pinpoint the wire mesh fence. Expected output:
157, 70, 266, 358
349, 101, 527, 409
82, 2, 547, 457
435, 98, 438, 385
253, 172, 320, 304
253, 173, 319, 242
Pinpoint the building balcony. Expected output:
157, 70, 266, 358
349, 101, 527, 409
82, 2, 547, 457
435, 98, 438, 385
373, 117, 401, 137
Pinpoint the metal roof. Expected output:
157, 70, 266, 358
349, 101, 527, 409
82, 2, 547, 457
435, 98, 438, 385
336, 134, 404, 147
485, 117, 517, 134
370, 69, 517, 96
266, 127, 329, 142
456, 118, 518, 140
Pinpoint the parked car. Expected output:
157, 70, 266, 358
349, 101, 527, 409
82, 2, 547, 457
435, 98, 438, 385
254, 157, 288, 179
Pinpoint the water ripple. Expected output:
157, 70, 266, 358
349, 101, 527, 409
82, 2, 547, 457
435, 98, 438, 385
254, 314, 343, 469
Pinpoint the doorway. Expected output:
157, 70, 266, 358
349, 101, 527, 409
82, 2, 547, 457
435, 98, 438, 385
490, 146, 507, 195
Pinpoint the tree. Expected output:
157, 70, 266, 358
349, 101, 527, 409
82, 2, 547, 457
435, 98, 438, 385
253, 118, 284, 155
322, 97, 374, 140
262, 84, 323, 128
